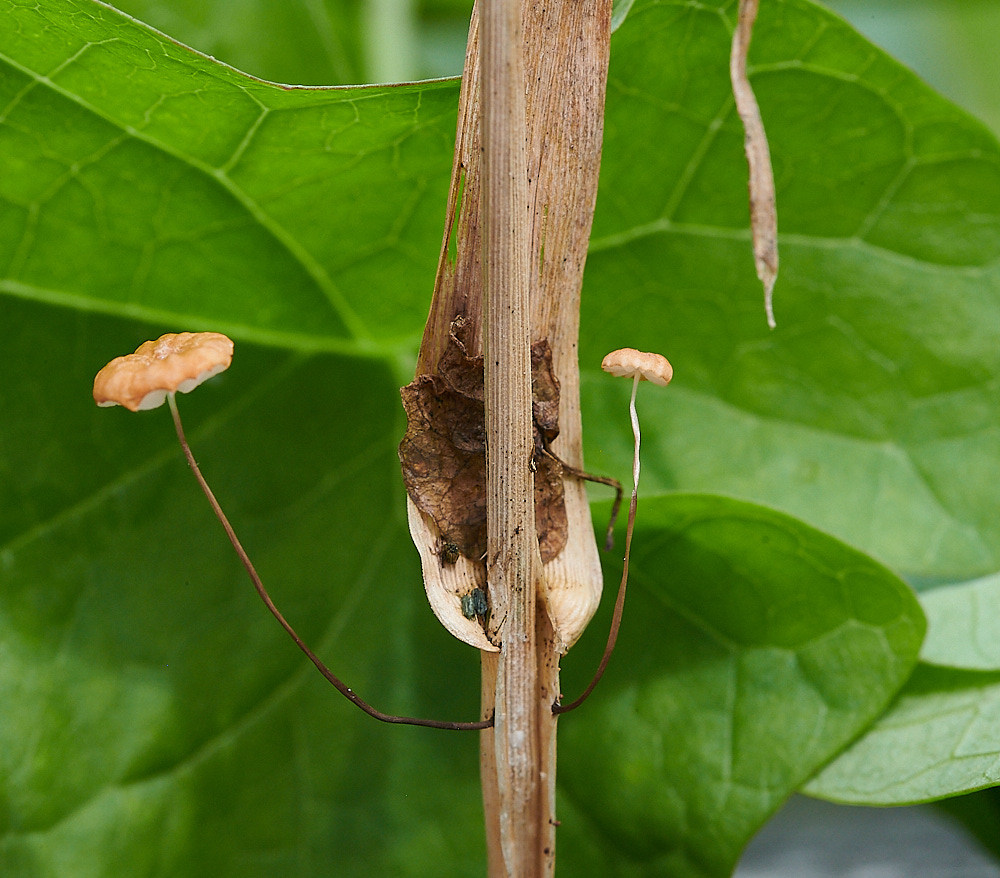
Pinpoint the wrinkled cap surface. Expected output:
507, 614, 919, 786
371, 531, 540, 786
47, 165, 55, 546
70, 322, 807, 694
93, 332, 234, 411
601, 347, 673, 386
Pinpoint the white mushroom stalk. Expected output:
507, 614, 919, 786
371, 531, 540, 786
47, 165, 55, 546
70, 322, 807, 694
94, 332, 490, 732
556, 347, 672, 714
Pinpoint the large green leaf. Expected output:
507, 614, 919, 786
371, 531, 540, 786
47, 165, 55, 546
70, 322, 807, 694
4, 0, 1000, 581
0, 300, 488, 875
555, 494, 923, 878
805, 663, 1000, 806
1, 0, 998, 875
580, 0, 1000, 583
920, 574, 1000, 670
0, 0, 456, 349
801, 574, 1000, 807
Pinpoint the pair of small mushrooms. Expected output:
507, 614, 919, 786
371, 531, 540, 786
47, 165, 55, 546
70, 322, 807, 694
93, 333, 671, 718
93, 335, 671, 531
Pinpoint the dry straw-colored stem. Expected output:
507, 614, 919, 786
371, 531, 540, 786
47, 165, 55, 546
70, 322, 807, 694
405, 0, 611, 869
480, 0, 544, 869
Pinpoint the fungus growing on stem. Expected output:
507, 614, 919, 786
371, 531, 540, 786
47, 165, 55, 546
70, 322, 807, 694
555, 347, 672, 714
94, 332, 490, 732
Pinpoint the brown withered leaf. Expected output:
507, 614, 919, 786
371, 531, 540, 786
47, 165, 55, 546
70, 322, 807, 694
731, 0, 778, 328
399, 318, 568, 564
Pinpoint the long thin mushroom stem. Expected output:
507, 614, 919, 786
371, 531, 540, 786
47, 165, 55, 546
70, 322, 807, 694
555, 373, 641, 714
166, 392, 492, 732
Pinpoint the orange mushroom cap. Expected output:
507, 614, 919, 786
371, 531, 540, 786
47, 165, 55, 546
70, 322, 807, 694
601, 348, 673, 387
93, 332, 234, 412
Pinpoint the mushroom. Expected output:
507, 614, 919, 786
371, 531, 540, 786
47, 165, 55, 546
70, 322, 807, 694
600, 347, 673, 388
93, 331, 233, 412
556, 347, 672, 714
93, 332, 490, 731
93, 334, 242, 596
600, 347, 672, 498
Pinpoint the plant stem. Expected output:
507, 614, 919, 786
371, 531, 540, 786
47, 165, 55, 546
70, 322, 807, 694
406, 0, 612, 868
480, 0, 543, 868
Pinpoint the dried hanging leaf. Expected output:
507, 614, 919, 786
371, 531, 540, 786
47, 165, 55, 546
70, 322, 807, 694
399, 318, 568, 565
731, 0, 779, 328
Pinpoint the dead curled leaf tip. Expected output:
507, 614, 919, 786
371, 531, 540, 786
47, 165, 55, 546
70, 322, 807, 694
93, 331, 234, 412
601, 348, 673, 386
731, 0, 779, 329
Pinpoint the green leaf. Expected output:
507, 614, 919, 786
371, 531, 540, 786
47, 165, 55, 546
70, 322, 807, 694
105, 0, 369, 87
4, 0, 1000, 581
0, 0, 457, 349
556, 494, 924, 877
806, 572, 1000, 806
0, 301, 488, 876
920, 574, 1000, 670
580, 0, 1000, 583
805, 663, 1000, 806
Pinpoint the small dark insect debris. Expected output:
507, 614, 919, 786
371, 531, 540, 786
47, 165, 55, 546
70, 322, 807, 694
461, 593, 476, 618
439, 538, 461, 565
461, 587, 489, 619
470, 587, 488, 617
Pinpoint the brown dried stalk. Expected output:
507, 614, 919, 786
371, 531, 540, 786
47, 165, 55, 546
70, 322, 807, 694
401, 0, 611, 869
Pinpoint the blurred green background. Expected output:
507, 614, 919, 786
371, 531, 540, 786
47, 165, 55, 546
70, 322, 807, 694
825, 0, 1000, 136
108, 0, 1000, 137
